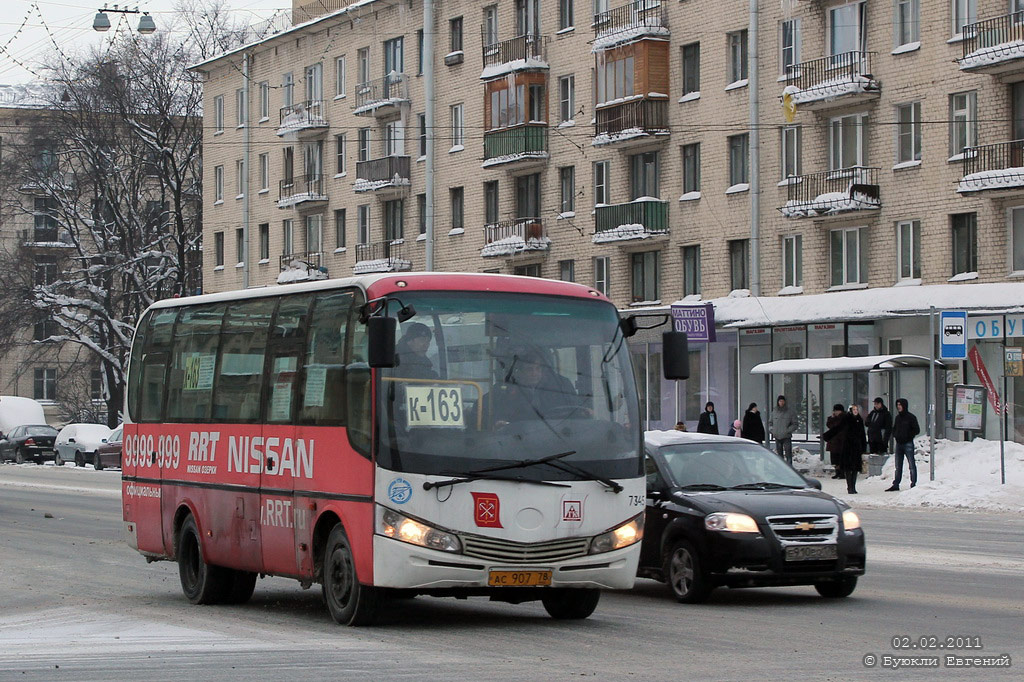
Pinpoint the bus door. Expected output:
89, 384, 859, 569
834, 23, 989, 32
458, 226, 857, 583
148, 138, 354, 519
260, 294, 314, 577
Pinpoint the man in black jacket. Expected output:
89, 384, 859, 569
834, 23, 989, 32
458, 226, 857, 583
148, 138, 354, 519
886, 398, 920, 491
866, 397, 892, 454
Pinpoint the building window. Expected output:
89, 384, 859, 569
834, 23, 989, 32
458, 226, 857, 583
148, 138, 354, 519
1011, 208, 1024, 273
417, 194, 427, 235
258, 153, 269, 191
681, 143, 700, 194
829, 113, 868, 169
450, 103, 464, 149
830, 226, 867, 286
357, 48, 370, 85
214, 95, 224, 132
236, 159, 244, 197
596, 54, 634, 104
91, 369, 103, 400
383, 37, 404, 75
358, 128, 371, 162
236, 228, 244, 265
259, 223, 269, 260
282, 146, 294, 184
729, 239, 749, 290
236, 88, 246, 126
559, 0, 574, 31
683, 245, 701, 295
631, 251, 659, 303
558, 75, 575, 123
450, 17, 463, 53
34, 368, 56, 401
484, 181, 499, 224
896, 102, 922, 164
681, 42, 700, 96
335, 55, 346, 96
951, 213, 977, 275
450, 187, 464, 230
558, 166, 576, 215
418, 113, 427, 158
484, 5, 499, 47
334, 209, 346, 248
214, 231, 224, 266
952, 0, 976, 36
282, 219, 294, 255
305, 62, 324, 102
306, 214, 323, 253
593, 256, 610, 296
949, 91, 977, 157
515, 264, 542, 277
33, 198, 58, 241
782, 234, 803, 288
357, 205, 370, 244
727, 30, 748, 84
34, 255, 58, 286
781, 126, 802, 179
895, 0, 919, 47
897, 219, 921, 279
282, 72, 294, 108
629, 151, 659, 199
559, 259, 575, 282
259, 81, 270, 120
333, 134, 346, 175
728, 134, 749, 187
830, 1, 866, 56
384, 120, 404, 157
593, 160, 610, 205
214, 165, 223, 202
34, 316, 58, 341
780, 19, 801, 76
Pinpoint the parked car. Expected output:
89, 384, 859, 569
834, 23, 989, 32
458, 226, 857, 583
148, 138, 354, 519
92, 424, 123, 470
0, 425, 59, 464
639, 430, 866, 603
0, 396, 46, 440
54, 423, 112, 468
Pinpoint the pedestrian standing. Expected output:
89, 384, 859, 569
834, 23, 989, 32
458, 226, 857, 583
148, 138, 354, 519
866, 397, 892, 454
697, 401, 719, 435
825, 404, 844, 479
741, 403, 766, 444
848, 404, 867, 477
769, 395, 798, 464
822, 404, 861, 494
886, 398, 920, 491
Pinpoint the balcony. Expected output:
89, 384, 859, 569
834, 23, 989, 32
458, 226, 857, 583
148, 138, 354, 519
592, 1, 669, 52
278, 251, 327, 284
481, 34, 548, 80
20, 228, 73, 249
959, 12, 1024, 76
592, 199, 668, 243
354, 240, 412, 274
354, 155, 411, 195
354, 74, 409, 117
275, 100, 328, 137
782, 52, 880, 111
957, 140, 1024, 194
780, 167, 881, 218
482, 124, 549, 168
480, 218, 550, 258
278, 174, 327, 208
593, 98, 668, 146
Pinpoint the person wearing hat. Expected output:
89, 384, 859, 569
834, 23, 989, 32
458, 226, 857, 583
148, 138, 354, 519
741, 402, 766, 444
822, 403, 861, 494
493, 347, 580, 425
395, 322, 437, 380
866, 397, 892, 454
697, 402, 719, 435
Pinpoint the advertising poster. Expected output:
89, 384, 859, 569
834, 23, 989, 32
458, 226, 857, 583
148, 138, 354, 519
953, 384, 986, 432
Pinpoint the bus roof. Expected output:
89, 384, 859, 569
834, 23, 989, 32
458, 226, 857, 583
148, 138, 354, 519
145, 272, 610, 311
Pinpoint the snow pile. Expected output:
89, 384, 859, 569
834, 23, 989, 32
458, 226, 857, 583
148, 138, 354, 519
592, 223, 666, 244
353, 258, 412, 275
353, 175, 410, 192
481, 151, 549, 168
959, 39, 1024, 71
275, 107, 326, 136
352, 96, 407, 115
792, 446, 825, 477
781, 190, 879, 218
479, 56, 548, 81
277, 261, 327, 284
592, 20, 669, 53
957, 166, 1024, 193
783, 74, 879, 106
592, 127, 666, 146
277, 189, 327, 207
480, 235, 550, 258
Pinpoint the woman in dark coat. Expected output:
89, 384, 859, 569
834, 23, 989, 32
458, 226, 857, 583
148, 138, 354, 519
696, 401, 719, 435
825, 404, 845, 479
822, 404, 861, 494
741, 403, 765, 444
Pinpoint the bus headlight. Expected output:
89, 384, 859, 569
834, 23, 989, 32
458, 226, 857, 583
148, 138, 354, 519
589, 514, 644, 554
376, 507, 462, 553
842, 509, 861, 531
704, 512, 760, 533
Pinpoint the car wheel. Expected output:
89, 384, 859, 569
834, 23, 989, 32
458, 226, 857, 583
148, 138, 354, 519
541, 589, 601, 620
54, 451, 63, 466
74, 451, 85, 467
93, 453, 104, 471
322, 524, 378, 626
664, 540, 713, 604
222, 570, 258, 605
15, 449, 25, 465
815, 576, 858, 599
177, 515, 228, 605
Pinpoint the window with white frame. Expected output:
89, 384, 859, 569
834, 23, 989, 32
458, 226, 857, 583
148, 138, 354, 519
418, 194, 427, 234
952, 0, 976, 36
830, 226, 867, 286
335, 134, 346, 174
385, 120, 404, 156
951, 212, 977, 275
681, 42, 700, 96
358, 128, 371, 162
34, 368, 56, 401
357, 205, 370, 244
1011, 208, 1024, 272
781, 126, 802, 179
593, 160, 610, 205
334, 209, 346, 248
782, 234, 803, 288
829, 2, 866, 57
357, 48, 370, 85
560, 166, 575, 214
236, 228, 244, 264
484, 181, 499, 225
282, 219, 293, 255
681, 143, 700, 194
780, 19, 801, 76
450, 187, 464, 230
593, 255, 610, 296
829, 113, 868, 169
897, 219, 921, 279
483, 5, 499, 47
593, 0, 609, 21
335, 55, 347, 96
214, 231, 224, 266
949, 91, 977, 157
236, 159, 244, 197
631, 251, 659, 302
729, 239, 749, 290
450, 103, 464, 149
895, 0, 919, 47
896, 102, 922, 164
214, 165, 223, 202
305, 63, 323, 102
450, 17, 463, 53
727, 30, 748, 84
384, 37, 403, 76
236, 88, 246, 126
214, 95, 224, 132
259, 153, 269, 191
418, 113, 427, 158
259, 223, 269, 260
559, 0, 574, 30
682, 245, 701, 295
282, 72, 294, 108
384, 199, 404, 241
259, 81, 269, 120
306, 214, 323, 253
728, 134, 749, 186
559, 259, 575, 282
559, 75, 575, 123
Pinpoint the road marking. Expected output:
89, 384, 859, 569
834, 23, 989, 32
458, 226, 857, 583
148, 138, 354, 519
0, 479, 119, 498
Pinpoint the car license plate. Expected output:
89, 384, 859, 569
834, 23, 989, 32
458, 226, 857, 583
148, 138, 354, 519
488, 570, 552, 587
784, 544, 838, 561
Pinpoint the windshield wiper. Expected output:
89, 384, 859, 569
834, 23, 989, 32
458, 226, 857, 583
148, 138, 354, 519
423, 472, 571, 491
677, 483, 728, 491
541, 458, 624, 494
729, 482, 803, 490
422, 451, 578, 490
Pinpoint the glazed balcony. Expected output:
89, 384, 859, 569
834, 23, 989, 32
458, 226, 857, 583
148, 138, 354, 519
480, 34, 548, 80
480, 218, 550, 258
959, 12, 1024, 75
782, 51, 880, 111
354, 155, 411, 195
278, 251, 327, 284
593, 98, 668, 146
482, 124, 549, 168
275, 100, 327, 137
592, 198, 668, 243
354, 74, 409, 117
957, 140, 1024, 194
592, 1, 669, 51
780, 167, 881, 218
278, 174, 327, 208
353, 240, 412, 274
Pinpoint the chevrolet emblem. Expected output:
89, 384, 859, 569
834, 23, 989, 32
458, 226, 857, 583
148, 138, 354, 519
795, 522, 816, 531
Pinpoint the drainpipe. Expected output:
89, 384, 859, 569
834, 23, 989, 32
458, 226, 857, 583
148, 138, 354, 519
748, 0, 761, 296
242, 51, 251, 288
423, 0, 435, 271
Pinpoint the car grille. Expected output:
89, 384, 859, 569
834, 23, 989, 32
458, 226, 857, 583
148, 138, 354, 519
461, 534, 590, 563
766, 514, 838, 544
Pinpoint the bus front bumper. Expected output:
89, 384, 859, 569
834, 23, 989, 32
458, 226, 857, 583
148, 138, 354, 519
372, 534, 640, 590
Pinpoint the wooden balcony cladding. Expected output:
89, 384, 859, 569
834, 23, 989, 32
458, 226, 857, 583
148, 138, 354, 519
594, 40, 669, 107
483, 72, 548, 133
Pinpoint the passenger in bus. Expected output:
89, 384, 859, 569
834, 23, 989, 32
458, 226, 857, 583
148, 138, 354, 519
493, 348, 581, 426
395, 322, 438, 380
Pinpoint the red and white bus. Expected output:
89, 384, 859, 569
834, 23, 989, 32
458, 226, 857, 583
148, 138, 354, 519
122, 273, 686, 624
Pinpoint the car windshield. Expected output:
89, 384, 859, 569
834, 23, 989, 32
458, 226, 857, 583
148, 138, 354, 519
109, 426, 123, 442
657, 441, 808, 489
26, 426, 57, 436
377, 291, 641, 481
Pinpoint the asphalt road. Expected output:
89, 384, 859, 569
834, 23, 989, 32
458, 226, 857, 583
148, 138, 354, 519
0, 463, 1021, 681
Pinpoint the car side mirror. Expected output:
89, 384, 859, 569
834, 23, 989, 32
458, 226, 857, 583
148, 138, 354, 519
803, 476, 822, 490
68, 438, 76, 444
367, 315, 397, 368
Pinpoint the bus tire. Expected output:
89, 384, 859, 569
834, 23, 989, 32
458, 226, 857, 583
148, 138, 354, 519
177, 515, 227, 605
541, 589, 601, 620
223, 570, 258, 604
322, 524, 378, 626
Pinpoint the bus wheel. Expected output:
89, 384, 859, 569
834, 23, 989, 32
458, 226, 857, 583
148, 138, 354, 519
178, 515, 227, 605
223, 570, 258, 604
322, 524, 378, 626
541, 589, 601, 620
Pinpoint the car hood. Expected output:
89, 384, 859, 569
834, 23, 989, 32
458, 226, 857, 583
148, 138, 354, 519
672, 487, 844, 519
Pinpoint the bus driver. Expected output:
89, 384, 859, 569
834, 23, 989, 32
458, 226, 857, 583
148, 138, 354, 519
493, 348, 582, 426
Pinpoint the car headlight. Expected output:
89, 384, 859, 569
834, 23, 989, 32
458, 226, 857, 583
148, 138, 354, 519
376, 507, 462, 553
704, 512, 760, 533
842, 509, 861, 531
589, 513, 644, 554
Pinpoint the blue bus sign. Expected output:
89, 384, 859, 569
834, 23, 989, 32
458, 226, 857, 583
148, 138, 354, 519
940, 310, 968, 360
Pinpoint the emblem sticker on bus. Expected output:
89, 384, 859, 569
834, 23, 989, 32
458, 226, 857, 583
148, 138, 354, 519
388, 478, 413, 505
405, 386, 463, 427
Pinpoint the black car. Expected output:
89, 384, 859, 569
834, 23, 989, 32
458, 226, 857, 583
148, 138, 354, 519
639, 431, 865, 603
0, 424, 59, 464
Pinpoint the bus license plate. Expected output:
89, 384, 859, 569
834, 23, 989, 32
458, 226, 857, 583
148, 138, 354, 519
488, 570, 552, 587
784, 545, 838, 561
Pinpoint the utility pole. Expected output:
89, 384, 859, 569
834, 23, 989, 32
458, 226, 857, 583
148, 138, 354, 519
748, 0, 761, 296
423, 0, 436, 271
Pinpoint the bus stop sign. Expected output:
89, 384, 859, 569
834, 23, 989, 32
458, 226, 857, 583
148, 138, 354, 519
940, 310, 968, 360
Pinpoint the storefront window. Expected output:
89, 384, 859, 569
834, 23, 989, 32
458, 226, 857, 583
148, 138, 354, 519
772, 326, 807, 438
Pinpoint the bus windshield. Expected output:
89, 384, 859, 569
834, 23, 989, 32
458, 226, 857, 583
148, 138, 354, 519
377, 292, 641, 481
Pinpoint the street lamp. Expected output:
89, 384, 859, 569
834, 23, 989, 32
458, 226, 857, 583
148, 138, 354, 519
92, 5, 156, 34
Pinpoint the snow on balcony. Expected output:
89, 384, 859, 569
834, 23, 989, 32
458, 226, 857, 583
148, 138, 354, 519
961, 38, 1024, 70
591, 223, 663, 244
591, 21, 669, 53
480, 235, 551, 258
481, 151, 549, 168
353, 258, 412, 275
277, 263, 328, 284
957, 166, 1024, 193
782, 76, 878, 107
479, 56, 549, 81
353, 175, 411, 192
781, 191, 880, 218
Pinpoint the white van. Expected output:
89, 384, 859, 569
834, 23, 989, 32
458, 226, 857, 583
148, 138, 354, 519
0, 396, 47, 439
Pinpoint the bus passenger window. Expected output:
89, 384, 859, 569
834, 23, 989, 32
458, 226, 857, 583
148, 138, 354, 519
166, 305, 225, 423
212, 299, 274, 422
137, 308, 177, 423
346, 298, 371, 455
299, 291, 353, 426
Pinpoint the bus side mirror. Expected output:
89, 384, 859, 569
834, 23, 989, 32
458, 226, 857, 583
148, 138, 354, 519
663, 331, 690, 380
367, 316, 397, 368
620, 315, 639, 338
